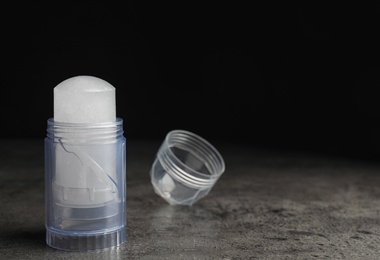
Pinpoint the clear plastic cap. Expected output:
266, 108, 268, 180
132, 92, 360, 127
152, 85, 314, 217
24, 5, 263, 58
150, 130, 225, 205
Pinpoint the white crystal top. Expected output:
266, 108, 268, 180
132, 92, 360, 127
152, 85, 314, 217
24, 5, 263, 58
54, 75, 116, 123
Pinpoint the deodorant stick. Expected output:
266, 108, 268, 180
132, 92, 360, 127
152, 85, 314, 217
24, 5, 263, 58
44, 75, 126, 251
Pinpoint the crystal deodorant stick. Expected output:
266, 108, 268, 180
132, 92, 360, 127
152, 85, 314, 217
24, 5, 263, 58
45, 76, 126, 251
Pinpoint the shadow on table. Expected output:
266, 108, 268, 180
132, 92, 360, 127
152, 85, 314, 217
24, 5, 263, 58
1, 229, 47, 249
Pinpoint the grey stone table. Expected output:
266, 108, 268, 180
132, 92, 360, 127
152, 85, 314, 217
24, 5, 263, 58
1, 138, 380, 259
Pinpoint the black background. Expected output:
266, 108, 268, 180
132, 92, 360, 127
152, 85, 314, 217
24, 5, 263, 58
1, 3, 380, 161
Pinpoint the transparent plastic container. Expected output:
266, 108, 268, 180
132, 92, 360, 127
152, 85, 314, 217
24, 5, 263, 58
150, 130, 225, 205
45, 118, 126, 251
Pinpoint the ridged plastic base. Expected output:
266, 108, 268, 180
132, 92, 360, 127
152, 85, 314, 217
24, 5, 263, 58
46, 227, 126, 251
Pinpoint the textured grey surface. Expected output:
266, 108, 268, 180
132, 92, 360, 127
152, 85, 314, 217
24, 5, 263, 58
1, 139, 380, 259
